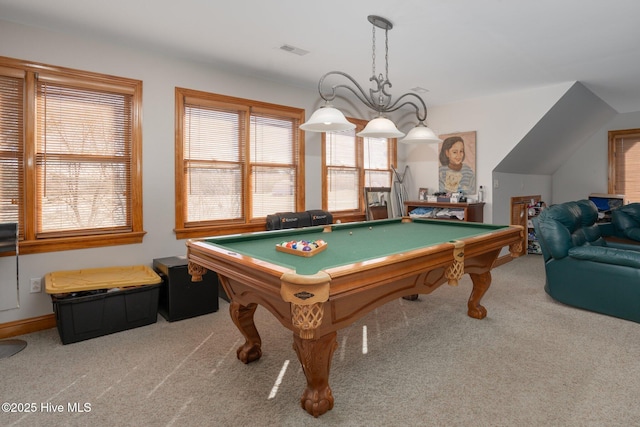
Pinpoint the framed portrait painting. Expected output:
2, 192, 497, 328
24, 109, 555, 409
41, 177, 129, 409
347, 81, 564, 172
437, 131, 477, 194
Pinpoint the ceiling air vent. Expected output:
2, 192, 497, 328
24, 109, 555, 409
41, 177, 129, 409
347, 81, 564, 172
280, 44, 309, 56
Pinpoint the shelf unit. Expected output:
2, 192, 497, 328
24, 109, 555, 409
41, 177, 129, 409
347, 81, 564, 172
510, 195, 542, 255
404, 201, 485, 223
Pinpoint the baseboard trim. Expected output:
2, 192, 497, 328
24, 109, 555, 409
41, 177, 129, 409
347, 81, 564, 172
0, 314, 56, 339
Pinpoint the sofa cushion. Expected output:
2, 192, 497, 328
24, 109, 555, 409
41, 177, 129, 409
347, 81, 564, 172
535, 200, 605, 260
574, 200, 607, 246
612, 203, 640, 241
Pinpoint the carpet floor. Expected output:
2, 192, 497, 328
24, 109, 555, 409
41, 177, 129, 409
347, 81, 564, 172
2, 255, 639, 426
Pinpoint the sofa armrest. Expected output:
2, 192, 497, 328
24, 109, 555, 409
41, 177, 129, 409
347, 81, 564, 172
605, 237, 640, 251
569, 245, 640, 269
612, 204, 640, 241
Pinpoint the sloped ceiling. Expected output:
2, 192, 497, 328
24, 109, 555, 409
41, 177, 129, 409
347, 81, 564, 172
495, 82, 617, 175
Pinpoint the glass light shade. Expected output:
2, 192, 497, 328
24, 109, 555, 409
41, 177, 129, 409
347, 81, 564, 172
400, 123, 442, 143
356, 117, 405, 138
300, 106, 356, 132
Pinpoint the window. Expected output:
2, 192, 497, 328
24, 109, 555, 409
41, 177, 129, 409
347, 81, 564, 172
0, 57, 144, 254
609, 128, 640, 203
322, 118, 396, 219
175, 88, 305, 238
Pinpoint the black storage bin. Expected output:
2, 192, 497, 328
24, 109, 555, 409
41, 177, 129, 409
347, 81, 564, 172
52, 283, 161, 345
153, 256, 219, 321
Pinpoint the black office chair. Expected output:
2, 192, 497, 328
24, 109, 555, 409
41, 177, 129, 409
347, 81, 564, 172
0, 222, 27, 358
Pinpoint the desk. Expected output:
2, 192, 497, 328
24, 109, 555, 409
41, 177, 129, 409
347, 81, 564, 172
404, 200, 485, 222
186, 218, 523, 417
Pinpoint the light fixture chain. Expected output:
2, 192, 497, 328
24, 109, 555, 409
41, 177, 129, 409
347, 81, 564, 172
371, 23, 376, 78
385, 27, 389, 81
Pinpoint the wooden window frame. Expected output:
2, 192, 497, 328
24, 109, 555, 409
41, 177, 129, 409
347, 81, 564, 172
0, 56, 144, 255
321, 117, 397, 223
174, 88, 305, 239
608, 128, 640, 203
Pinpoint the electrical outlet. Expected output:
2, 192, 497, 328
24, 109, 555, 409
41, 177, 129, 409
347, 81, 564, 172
30, 278, 42, 293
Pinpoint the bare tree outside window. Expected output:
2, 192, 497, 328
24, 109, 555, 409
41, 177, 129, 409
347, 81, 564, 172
37, 85, 131, 233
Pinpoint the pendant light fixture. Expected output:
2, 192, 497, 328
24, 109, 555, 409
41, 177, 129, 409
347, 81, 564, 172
300, 15, 441, 143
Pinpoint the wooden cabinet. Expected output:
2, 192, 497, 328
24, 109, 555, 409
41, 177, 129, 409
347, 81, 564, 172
404, 201, 485, 223
510, 195, 542, 255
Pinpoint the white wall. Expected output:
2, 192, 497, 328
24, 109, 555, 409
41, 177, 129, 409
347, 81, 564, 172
399, 82, 572, 223
553, 111, 640, 204
2, 19, 631, 324
492, 173, 552, 226
0, 20, 328, 323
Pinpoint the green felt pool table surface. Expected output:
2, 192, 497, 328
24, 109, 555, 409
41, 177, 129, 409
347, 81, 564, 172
201, 218, 511, 275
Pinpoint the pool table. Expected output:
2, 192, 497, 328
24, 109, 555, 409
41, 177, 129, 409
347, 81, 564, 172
186, 217, 523, 417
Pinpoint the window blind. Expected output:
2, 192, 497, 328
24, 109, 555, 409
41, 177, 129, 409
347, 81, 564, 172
0, 71, 24, 235
36, 78, 133, 235
176, 88, 304, 236
364, 136, 391, 188
183, 103, 246, 222
611, 131, 640, 203
0, 56, 143, 253
324, 122, 393, 213
250, 113, 298, 218
326, 130, 359, 211
182, 100, 300, 224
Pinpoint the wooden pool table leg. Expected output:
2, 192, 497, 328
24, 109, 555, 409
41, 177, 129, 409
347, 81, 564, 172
292, 331, 338, 418
229, 301, 263, 363
467, 271, 491, 319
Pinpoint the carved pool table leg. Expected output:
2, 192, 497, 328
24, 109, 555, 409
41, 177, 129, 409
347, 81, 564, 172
467, 271, 491, 319
229, 301, 262, 363
292, 331, 338, 418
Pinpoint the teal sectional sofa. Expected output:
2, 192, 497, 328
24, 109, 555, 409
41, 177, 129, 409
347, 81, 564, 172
533, 199, 640, 323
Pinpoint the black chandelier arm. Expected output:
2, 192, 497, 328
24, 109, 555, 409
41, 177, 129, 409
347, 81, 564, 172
381, 92, 428, 123
317, 71, 428, 123
318, 71, 383, 112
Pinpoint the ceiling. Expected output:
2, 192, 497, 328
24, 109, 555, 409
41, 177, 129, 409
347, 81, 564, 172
2, 0, 640, 113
